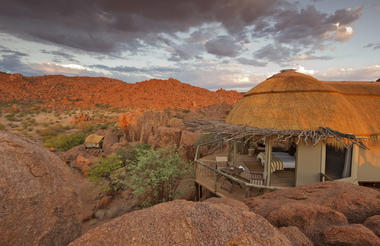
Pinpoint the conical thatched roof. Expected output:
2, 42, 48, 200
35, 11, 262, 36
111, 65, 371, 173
226, 70, 380, 137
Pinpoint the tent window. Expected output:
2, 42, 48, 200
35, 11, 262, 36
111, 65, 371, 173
325, 145, 352, 179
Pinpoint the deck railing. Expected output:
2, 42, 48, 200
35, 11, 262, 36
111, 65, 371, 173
194, 139, 284, 199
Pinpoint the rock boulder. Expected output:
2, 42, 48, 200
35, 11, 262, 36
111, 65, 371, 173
244, 181, 380, 223
278, 226, 314, 246
69, 198, 291, 246
364, 215, 380, 238
320, 224, 380, 246
0, 131, 82, 246
267, 202, 348, 244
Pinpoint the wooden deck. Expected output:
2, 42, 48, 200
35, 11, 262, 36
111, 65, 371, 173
194, 151, 294, 200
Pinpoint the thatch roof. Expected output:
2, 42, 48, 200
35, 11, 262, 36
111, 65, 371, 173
85, 134, 104, 144
226, 70, 380, 137
184, 120, 367, 149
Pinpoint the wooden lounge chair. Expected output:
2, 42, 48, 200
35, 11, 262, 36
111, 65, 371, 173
250, 171, 264, 185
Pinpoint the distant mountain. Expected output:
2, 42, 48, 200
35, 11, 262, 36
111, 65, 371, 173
0, 73, 242, 110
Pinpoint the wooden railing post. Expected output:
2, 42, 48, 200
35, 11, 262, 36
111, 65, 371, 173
264, 137, 272, 186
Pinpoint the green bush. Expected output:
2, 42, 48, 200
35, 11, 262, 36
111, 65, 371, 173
88, 144, 152, 192
88, 154, 124, 183
0, 123, 5, 130
128, 146, 192, 207
88, 144, 192, 206
44, 132, 86, 151
117, 144, 152, 165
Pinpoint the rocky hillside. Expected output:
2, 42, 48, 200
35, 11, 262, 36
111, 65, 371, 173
0, 72, 242, 110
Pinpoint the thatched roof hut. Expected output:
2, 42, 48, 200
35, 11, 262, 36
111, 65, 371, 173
226, 70, 380, 138
84, 134, 104, 148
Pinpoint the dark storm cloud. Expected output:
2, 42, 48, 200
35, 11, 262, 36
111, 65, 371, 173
264, 6, 362, 47
0, 0, 280, 53
0, 0, 362, 63
205, 36, 242, 57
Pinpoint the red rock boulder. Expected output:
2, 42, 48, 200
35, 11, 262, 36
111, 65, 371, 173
244, 181, 380, 223
72, 155, 91, 175
148, 126, 182, 148
267, 202, 348, 244
278, 226, 314, 246
364, 215, 380, 238
320, 224, 380, 246
0, 131, 82, 246
179, 130, 202, 160
102, 130, 120, 154
69, 198, 291, 246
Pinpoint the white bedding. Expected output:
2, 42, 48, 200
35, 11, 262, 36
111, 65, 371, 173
272, 152, 296, 169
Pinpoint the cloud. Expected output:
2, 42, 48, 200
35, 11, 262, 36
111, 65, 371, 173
236, 57, 266, 66
205, 36, 242, 57
295, 65, 316, 75
292, 54, 333, 61
0, 51, 106, 77
40, 49, 79, 63
0, 0, 362, 63
0, 45, 28, 57
0, 54, 35, 75
315, 65, 380, 81
0, 0, 280, 54
253, 43, 299, 64
265, 6, 361, 47
364, 43, 380, 50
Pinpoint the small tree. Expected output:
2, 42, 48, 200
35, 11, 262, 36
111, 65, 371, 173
129, 145, 192, 207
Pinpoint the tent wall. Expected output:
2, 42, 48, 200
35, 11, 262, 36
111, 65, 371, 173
358, 143, 380, 182
295, 142, 323, 186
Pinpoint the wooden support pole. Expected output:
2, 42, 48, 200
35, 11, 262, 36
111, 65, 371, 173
233, 139, 237, 166
264, 137, 272, 186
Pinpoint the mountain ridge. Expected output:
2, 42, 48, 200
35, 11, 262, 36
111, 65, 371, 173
0, 72, 242, 110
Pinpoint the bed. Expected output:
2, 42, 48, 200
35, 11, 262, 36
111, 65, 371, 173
272, 152, 296, 169
257, 152, 296, 172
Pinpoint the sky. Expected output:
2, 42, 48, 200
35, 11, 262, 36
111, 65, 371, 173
0, 0, 379, 91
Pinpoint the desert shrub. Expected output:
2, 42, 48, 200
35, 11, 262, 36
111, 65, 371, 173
44, 132, 86, 151
182, 109, 190, 113
88, 144, 192, 206
0, 123, 5, 130
88, 144, 152, 192
128, 146, 192, 207
117, 144, 152, 165
88, 154, 124, 183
